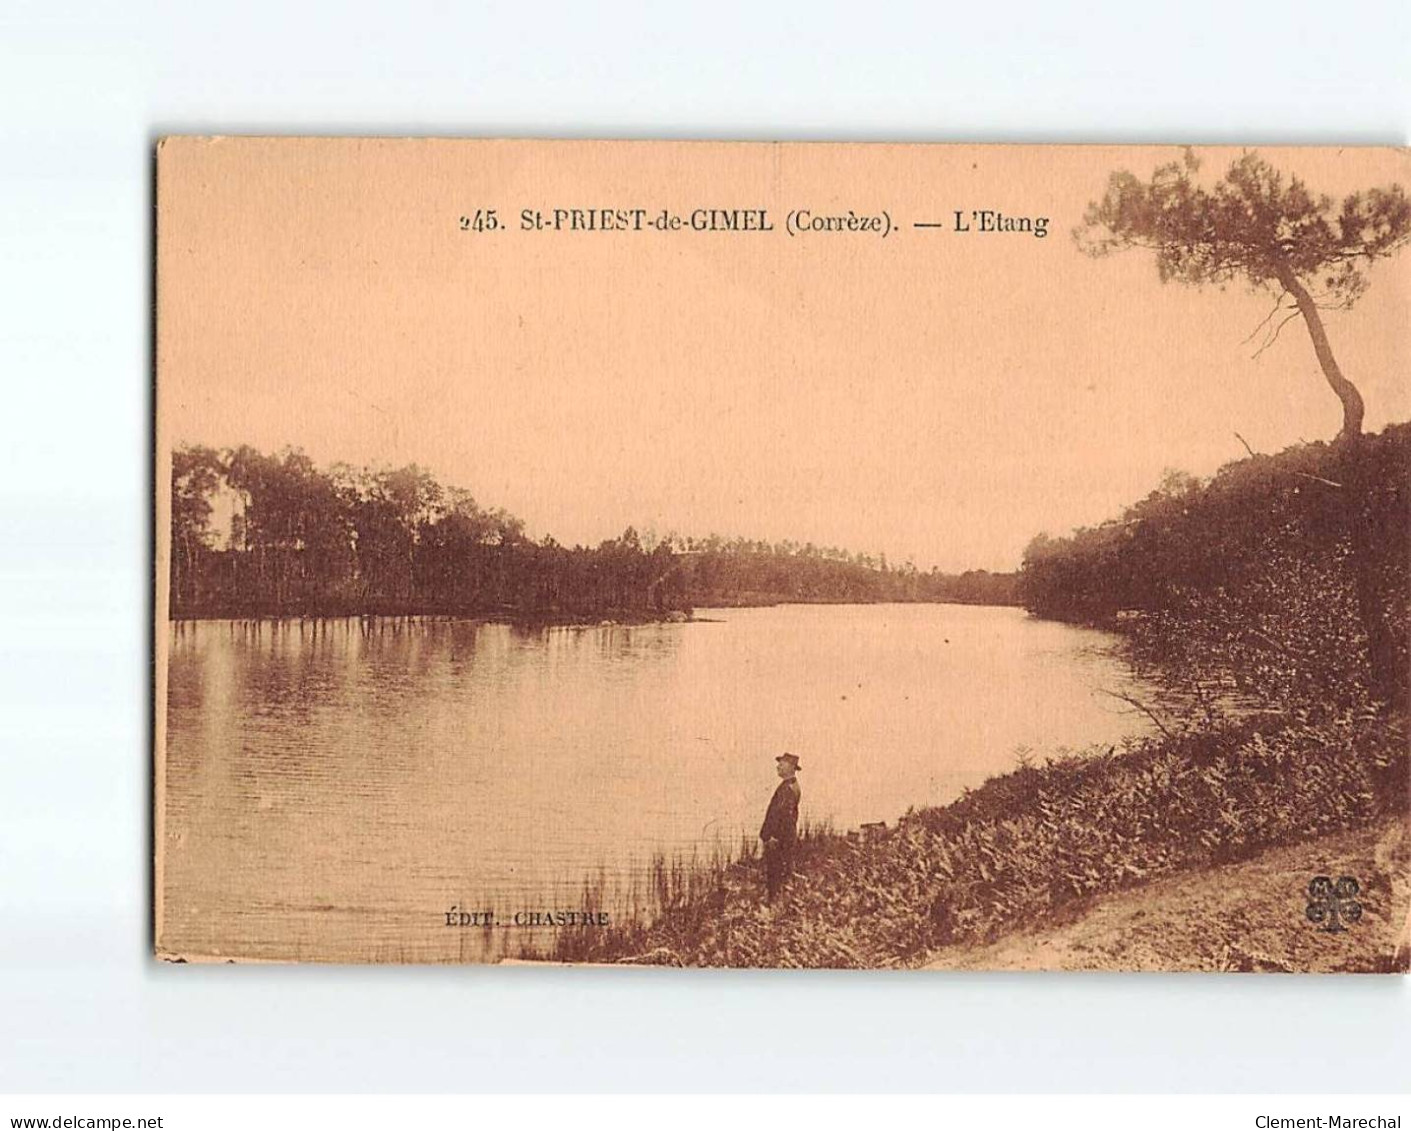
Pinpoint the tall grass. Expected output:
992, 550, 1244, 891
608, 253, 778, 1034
523, 710, 1406, 967
516, 821, 833, 964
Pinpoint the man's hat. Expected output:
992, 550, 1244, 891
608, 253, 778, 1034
776, 752, 801, 770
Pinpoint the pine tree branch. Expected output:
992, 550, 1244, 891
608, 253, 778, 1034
1096, 687, 1175, 739
1231, 432, 1343, 488
1252, 310, 1301, 359
1241, 288, 1290, 346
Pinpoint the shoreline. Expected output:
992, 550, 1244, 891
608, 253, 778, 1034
529, 709, 1407, 969
168, 609, 698, 629
165, 596, 1026, 628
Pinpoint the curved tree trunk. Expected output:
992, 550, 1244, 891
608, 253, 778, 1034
1274, 264, 1365, 440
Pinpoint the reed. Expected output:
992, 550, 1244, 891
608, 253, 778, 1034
519, 711, 1405, 968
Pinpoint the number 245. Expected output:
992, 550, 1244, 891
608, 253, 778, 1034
459, 210, 500, 232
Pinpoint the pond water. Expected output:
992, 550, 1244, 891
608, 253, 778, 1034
160, 604, 1159, 961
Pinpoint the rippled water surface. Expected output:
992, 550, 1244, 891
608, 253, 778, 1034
161, 604, 1158, 961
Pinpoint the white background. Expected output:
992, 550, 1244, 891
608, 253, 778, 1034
1, 0, 1408, 1094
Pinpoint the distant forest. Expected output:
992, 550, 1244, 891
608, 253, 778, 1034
168, 444, 1019, 620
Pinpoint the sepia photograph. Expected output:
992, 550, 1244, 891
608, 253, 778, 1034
154, 138, 1410, 971
9, 0, 1411, 1113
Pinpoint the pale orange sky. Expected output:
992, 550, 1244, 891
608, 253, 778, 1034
157, 140, 1410, 571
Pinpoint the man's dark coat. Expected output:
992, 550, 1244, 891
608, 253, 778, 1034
760, 778, 801, 844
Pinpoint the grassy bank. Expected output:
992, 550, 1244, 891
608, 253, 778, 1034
532, 710, 1406, 968
923, 814, 1409, 972
508, 431, 1411, 968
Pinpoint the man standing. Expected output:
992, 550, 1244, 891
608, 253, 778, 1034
759, 752, 802, 905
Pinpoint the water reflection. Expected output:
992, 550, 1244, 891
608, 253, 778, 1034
162, 605, 1158, 961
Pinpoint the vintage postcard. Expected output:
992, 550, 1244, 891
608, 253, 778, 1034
154, 138, 1410, 969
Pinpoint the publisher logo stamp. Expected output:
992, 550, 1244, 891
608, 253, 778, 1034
1305, 876, 1363, 933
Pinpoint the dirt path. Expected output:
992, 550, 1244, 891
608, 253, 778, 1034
924, 817, 1410, 972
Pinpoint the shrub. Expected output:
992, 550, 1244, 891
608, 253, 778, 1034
540, 713, 1406, 968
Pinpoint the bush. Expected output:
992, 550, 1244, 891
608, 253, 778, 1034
544, 712, 1406, 968
1020, 424, 1410, 712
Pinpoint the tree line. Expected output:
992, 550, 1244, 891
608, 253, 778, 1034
1019, 425, 1409, 714
1060, 149, 1409, 715
169, 444, 1018, 621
